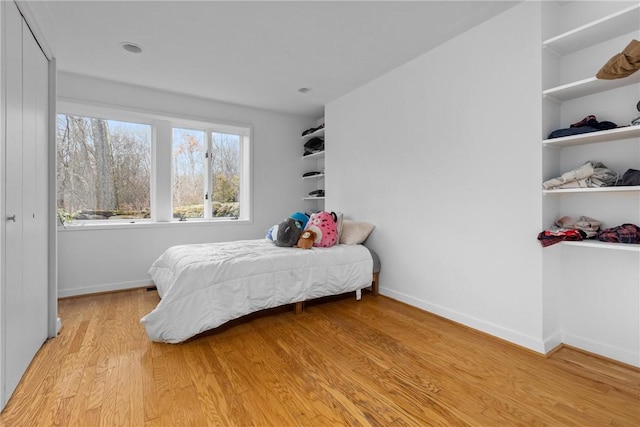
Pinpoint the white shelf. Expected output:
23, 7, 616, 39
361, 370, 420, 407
301, 127, 325, 142
302, 151, 324, 160
303, 196, 325, 201
543, 125, 640, 148
562, 240, 640, 252
302, 173, 325, 180
543, 74, 640, 103
543, 185, 640, 195
543, 4, 640, 56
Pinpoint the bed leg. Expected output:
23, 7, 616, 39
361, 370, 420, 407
371, 272, 379, 296
355, 289, 362, 301
294, 302, 303, 314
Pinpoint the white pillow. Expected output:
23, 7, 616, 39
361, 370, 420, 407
335, 212, 344, 241
339, 220, 375, 245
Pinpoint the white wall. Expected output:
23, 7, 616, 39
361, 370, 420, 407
326, 3, 547, 352
57, 72, 317, 296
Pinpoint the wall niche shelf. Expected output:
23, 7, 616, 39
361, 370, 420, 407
543, 186, 640, 195
562, 240, 640, 252
303, 151, 324, 160
543, 125, 640, 148
542, 3, 640, 56
301, 121, 325, 207
301, 127, 325, 142
302, 173, 325, 180
543, 73, 640, 103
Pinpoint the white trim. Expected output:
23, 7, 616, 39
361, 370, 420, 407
57, 97, 252, 136
57, 217, 252, 232
47, 57, 57, 338
57, 279, 153, 299
542, 331, 563, 354
562, 332, 640, 368
13, 1, 53, 59
0, 0, 7, 410
381, 288, 547, 354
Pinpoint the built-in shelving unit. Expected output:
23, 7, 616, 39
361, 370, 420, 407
301, 122, 325, 207
542, 2, 640, 247
540, 0, 640, 368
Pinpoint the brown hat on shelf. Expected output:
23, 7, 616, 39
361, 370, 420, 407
596, 39, 640, 80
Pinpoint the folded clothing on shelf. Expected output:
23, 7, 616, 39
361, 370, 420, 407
537, 215, 602, 247
301, 123, 325, 137
542, 161, 618, 190
538, 229, 586, 247
597, 224, 640, 244
548, 115, 617, 139
617, 169, 640, 186
303, 137, 324, 156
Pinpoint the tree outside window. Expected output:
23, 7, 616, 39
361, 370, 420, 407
172, 129, 241, 219
56, 114, 151, 222
210, 132, 240, 218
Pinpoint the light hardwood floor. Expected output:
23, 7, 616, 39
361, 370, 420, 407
0, 288, 638, 426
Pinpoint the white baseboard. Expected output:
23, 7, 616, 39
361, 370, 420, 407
58, 279, 152, 298
381, 288, 548, 355
562, 333, 640, 368
380, 288, 640, 367
542, 331, 563, 354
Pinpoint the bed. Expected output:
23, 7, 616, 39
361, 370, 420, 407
140, 238, 379, 343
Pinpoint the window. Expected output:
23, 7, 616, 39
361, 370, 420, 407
172, 128, 206, 219
209, 132, 242, 218
56, 104, 251, 226
172, 129, 242, 220
56, 114, 152, 222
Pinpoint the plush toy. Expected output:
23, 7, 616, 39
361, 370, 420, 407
295, 229, 317, 249
274, 217, 303, 247
266, 212, 309, 242
304, 211, 338, 247
289, 211, 310, 230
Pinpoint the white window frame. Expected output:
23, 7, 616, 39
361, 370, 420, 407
56, 100, 252, 228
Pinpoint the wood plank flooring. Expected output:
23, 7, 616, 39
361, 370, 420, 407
0, 288, 638, 426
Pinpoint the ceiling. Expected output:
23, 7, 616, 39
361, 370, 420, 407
21, 1, 518, 117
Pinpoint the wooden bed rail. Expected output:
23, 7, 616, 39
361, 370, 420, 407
294, 272, 379, 315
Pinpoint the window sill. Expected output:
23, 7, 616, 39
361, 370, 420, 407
57, 218, 251, 232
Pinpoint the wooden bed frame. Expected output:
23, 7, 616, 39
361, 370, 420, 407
293, 272, 379, 314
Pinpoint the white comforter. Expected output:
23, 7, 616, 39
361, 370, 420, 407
141, 239, 373, 343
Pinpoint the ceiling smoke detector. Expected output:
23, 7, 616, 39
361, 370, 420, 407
120, 42, 143, 54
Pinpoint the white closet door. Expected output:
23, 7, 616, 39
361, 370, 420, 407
3, 1, 49, 406
4, 1, 27, 402
21, 7, 48, 365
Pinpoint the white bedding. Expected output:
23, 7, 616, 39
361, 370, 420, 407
141, 239, 374, 343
